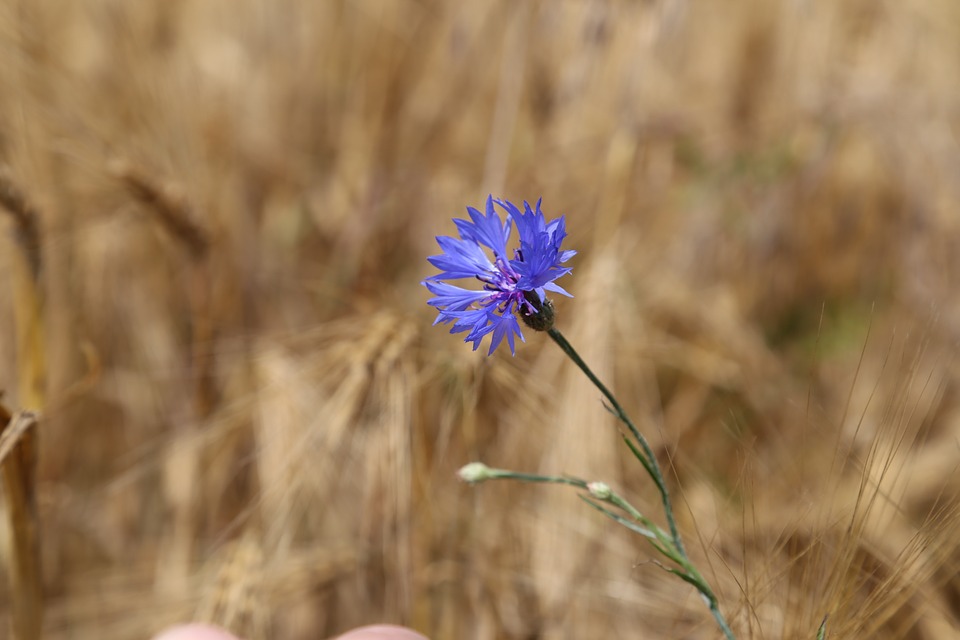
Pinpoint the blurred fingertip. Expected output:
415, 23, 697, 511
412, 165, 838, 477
151, 623, 242, 640
335, 624, 429, 640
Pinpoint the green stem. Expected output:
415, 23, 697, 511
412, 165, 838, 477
546, 328, 683, 553
484, 469, 588, 490
546, 327, 735, 640
712, 600, 737, 640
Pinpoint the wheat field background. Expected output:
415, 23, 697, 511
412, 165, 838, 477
1, 1, 959, 638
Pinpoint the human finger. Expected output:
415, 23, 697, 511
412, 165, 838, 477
151, 623, 241, 640
334, 625, 428, 640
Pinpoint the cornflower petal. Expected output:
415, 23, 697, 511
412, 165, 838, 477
461, 307, 497, 346
426, 235, 495, 280
485, 303, 524, 356
449, 308, 492, 345
543, 281, 573, 297
454, 196, 511, 260
423, 281, 493, 323
496, 198, 541, 249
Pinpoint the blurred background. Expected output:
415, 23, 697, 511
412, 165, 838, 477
1, 0, 959, 638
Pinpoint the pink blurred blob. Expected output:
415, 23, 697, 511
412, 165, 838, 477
336, 625, 428, 640
151, 624, 240, 640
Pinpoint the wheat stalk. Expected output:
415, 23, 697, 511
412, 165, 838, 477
0, 170, 44, 640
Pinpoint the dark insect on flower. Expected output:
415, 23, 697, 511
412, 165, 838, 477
422, 196, 576, 355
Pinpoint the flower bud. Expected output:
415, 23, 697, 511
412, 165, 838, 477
521, 290, 555, 332
458, 462, 494, 484
587, 481, 612, 500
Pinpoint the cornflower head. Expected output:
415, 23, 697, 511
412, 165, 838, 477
422, 196, 576, 355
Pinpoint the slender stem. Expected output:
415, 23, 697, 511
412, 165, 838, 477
712, 601, 737, 640
485, 469, 588, 490
547, 327, 735, 640
601, 485, 734, 640
606, 492, 675, 553
546, 328, 683, 553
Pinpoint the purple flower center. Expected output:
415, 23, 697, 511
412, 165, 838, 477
477, 257, 538, 317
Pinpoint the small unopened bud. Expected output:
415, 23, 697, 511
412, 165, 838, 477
458, 462, 494, 484
587, 481, 612, 500
521, 290, 555, 332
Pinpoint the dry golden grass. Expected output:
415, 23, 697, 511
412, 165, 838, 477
1, 0, 960, 638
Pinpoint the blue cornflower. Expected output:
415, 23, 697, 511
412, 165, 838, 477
422, 196, 576, 355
